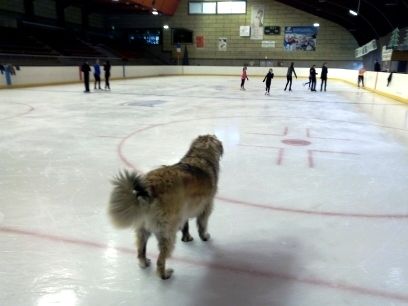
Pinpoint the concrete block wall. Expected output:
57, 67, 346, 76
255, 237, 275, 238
167, 0, 358, 64
111, 0, 360, 67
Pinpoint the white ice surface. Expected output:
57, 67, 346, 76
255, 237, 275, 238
1, 76, 408, 306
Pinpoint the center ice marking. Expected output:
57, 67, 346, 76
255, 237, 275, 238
121, 100, 166, 107
281, 139, 311, 146
244, 127, 358, 168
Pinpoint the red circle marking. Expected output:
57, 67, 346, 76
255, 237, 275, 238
1, 103, 34, 120
282, 139, 311, 146
117, 115, 408, 219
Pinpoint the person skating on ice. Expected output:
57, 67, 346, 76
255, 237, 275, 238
104, 60, 111, 90
81, 61, 91, 93
240, 66, 249, 90
309, 65, 318, 91
93, 59, 102, 90
263, 68, 274, 95
320, 63, 328, 91
284, 62, 297, 91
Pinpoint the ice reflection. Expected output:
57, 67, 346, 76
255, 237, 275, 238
37, 289, 78, 306
104, 241, 118, 263
215, 125, 240, 147
386, 267, 404, 287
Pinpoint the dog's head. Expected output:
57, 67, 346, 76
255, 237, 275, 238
192, 134, 224, 159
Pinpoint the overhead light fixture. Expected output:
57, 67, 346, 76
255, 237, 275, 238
152, 9, 158, 15
163, 25, 169, 29
313, 23, 320, 27
349, 0, 361, 16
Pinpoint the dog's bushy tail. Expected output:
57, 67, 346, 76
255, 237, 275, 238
108, 170, 150, 228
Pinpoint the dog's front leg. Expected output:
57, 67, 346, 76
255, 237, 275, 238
136, 228, 151, 268
181, 221, 194, 242
197, 201, 213, 241
156, 233, 175, 279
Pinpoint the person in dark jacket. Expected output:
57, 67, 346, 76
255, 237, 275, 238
309, 65, 318, 91
320, 62, 328, 91
104, 60, 111, 90
263, 68, 274, 95
374, 60, 381, 72
81, 61, 91, 93
284, 62, 297, 91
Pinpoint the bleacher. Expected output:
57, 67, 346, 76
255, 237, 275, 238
25, 27, 103, 57
0, 25, 165, 66
0, 27, 57, 56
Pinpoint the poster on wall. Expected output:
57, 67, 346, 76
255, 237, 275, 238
218, 37, 227, 51
196, 35, 205, 48
240, 26, 251, 37
250, 5, 264, 40
284, 26, 318, 51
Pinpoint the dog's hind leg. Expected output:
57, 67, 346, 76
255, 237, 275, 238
156, 232, 176, 279
181, 221, 194, 242
136, 228, 151, 268
197, 201, 213, 241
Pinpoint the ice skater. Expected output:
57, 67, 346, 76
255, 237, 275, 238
284, 62, 297, 91
81, 61, 91, 93
104, 60, 111, 90
310, 65, 318, 91
320, 62, 328, 91
262, 68, 274, 95
240, 66, 249, 90
93, 59, 101, 90
358, 66, 366, 88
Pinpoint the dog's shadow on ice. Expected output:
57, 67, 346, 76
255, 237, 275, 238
187, 238, 302, 306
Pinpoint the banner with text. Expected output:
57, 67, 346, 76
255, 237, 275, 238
355, 39, 377, 58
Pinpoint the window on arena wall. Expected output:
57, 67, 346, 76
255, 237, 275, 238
129, 29, 161, 45
188, 1, 246, 15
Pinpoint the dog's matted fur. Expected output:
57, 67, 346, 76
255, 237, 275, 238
108, 135, 223, 279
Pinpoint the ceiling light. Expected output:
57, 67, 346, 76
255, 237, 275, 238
163, 25, 169, 29
152, 9, 158, 15
349, 0, 361, 16
313, 23, 320, 27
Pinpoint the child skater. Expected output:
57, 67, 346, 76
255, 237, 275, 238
263, 68, 274, 95
240, 66, 249, 90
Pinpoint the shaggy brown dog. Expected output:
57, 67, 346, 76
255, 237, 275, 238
108, 135, 223, 279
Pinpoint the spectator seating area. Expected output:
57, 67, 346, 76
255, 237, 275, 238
0, 27, 57, 56
0, 26, 154, 65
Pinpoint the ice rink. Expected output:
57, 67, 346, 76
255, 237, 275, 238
1, 75, 408, 306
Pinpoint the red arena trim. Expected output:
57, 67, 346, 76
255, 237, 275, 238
1, 226, 408, 303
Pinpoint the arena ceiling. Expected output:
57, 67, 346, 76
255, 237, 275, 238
78, 0, 408, 45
